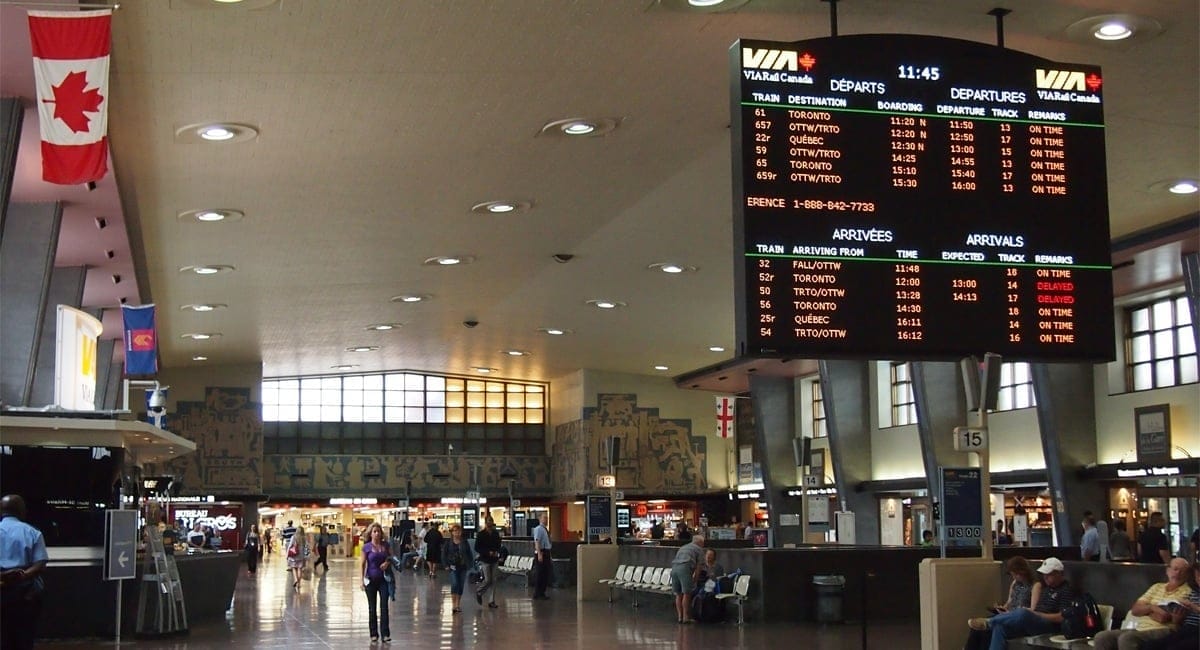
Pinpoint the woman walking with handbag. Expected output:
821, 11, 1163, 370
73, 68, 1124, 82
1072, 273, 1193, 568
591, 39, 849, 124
244, 524, 260, 575
442, 523, 474, 614
361, 523, 392, 643
286, 527, 307, 590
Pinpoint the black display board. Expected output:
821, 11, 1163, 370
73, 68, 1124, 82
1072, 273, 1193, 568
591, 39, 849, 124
940, 467, 983, 546
731, 35, 1114, 361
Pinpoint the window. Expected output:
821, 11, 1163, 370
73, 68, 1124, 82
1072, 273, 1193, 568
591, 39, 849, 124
261, 371, 547, 455
810, 380, 827, 438
995, 362, 1036, 411
889, 361, 917, 426
1125, 295, 1198, 390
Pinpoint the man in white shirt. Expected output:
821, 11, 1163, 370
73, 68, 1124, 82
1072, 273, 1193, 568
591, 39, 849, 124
531, 516, 553, 600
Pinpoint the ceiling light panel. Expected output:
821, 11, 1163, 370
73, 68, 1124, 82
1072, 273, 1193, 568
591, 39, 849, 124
422, 255, 475, 266
178, 208, 244, 223
390, 294, 431, 303
181, 303, 227, 312
174, 122, 259, 144
179, 264, 235, 275
539, 117, 620, 138
471, 200, 533, 215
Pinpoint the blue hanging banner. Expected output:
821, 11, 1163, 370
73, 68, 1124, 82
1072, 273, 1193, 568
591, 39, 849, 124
121, 304, 158, 377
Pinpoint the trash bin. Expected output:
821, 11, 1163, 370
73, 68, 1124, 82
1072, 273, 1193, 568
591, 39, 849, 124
812, 575, 846, 623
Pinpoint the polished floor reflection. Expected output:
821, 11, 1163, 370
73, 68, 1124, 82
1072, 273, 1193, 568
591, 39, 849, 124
45, 553, 921, 648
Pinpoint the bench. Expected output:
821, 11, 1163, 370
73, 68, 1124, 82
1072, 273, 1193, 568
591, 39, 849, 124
498, 555, 534, 587
995, 557, 1163, 649
716, 574, 752, 625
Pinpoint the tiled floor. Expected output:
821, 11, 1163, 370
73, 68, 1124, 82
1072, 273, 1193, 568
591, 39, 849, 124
45, 554, 922, 648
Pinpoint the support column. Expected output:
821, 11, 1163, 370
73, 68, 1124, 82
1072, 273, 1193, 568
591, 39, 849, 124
1031, 363, 1103, 547
911, 362, 973, 491
749, 375, 803, 547
1183, 252, 1200, 353
28, 266, 87, 407
95, 338, 120, 410
818, 359, 878, 543
0, 202, 63, 406
0, 98, 22, 226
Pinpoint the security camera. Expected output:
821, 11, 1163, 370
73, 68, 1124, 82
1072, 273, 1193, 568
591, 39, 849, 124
463, 320, 479, 328
552, 254, 574, 264
147, 385, 169, 413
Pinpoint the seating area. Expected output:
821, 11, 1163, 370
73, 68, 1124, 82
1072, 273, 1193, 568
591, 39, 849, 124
598, 564, 673, 606
498, 554, 535, 587
598, 564, 754, 623
716, 574, 752, 625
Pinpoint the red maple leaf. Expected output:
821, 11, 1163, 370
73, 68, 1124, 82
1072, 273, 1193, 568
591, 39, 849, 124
44, 70, 104, 134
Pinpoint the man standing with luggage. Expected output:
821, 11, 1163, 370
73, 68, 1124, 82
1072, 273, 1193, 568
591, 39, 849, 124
531, 515, 553, 600
474, 515, 502, 608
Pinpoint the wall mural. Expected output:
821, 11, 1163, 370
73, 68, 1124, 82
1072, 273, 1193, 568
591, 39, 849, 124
263, 454, 551, 497
552, 393, 706, 496
160, 386, 262, 494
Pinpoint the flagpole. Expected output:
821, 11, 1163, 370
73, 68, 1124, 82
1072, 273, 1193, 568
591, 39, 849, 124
0, 2, 119, 8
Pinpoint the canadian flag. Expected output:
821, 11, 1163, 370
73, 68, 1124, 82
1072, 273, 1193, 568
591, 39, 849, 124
28, 9, 111, 185
716, 396, 735, 439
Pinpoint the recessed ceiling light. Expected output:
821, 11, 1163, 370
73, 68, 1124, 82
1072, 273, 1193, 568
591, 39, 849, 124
423, 255, 474, 266
365, 323, 402, 331
471, 200, 533, 215
648, 262, 697, 274
181, 303, 227, 312
178, 208, 244, 223
179, 264, 235, 275
175, 122, 259, 144
346, 346, 379, 353
709, 346, 726, 352
1148, 179, 1200, 195
390, 294, 431, 303
192, 355, 208, 361
539, 117, 620, 138
472, 367, 497, 374
656, 0, 749, 11
537, 327, 571, 336
654, 365, 670, 371
181, 332, 221, 340
1093, 22, 1132, 40
1065, 14, 1162, 46
504, 350, 530, 357
587, 299, 627, 310
331, 364, 359, 370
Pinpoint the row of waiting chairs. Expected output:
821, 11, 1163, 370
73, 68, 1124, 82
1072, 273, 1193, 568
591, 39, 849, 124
597, 564, 753, 623
497, 555, 534, 587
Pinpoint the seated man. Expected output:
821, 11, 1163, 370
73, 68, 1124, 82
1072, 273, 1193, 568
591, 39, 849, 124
1145, 560, 1200, 650
969, 557, 1074, 650
1094, 557, 1193, 650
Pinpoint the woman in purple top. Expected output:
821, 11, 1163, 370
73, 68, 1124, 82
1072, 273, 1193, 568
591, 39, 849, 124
360, 523, 392, 643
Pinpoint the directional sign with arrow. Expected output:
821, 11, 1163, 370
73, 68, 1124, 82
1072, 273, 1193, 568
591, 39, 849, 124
105, 509, 138, 581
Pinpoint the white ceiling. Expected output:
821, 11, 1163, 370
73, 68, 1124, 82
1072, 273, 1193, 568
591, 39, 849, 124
3, 0, 1198, 384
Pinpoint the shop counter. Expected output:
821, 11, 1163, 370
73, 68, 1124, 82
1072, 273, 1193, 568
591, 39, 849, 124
36, 549, 241, 640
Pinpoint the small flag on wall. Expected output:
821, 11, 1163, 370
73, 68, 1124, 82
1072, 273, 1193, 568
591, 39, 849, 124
28, 9, 112, 185
716, 395, 735, 439
122, 304, 157, 377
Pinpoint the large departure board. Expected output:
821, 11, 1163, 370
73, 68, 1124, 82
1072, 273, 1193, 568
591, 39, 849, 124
731, 35, 1115, 361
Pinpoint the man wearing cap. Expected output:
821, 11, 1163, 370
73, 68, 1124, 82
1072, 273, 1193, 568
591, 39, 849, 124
970, 557, 1075, 650
1093, 557, 1192, 650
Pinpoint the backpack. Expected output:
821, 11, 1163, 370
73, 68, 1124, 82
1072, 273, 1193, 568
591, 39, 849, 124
1060, 593, 1102, 639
